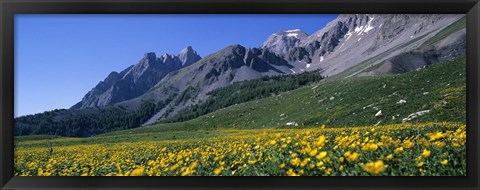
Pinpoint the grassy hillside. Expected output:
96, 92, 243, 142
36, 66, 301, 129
163, 70, 323, 123
103, 56, 465, 136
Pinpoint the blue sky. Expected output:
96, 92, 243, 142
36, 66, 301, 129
15, 14, 338, 117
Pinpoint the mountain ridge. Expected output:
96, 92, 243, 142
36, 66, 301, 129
71, 46, 202, 109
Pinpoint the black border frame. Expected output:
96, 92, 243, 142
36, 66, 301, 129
1, 0, 479, 189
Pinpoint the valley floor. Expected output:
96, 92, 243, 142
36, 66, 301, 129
14, 122, 466, 176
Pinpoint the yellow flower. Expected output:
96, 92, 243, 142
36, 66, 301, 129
269, 140, 277, 146
37, 168, 44, 176
290, 153, 298, 158
316, 151, 327, 160
339, 165, 344, 171
346, 152, 360, 162
339, 157, 345, 163
429, 132, 444, 141
316, 161, 324, 167
189, 162, 199, 168
309, 149, 318, 157
290, 157, 301, 167
315, 136, 327, 147
326, 168, 332, 175
369, 143, 378, 151
416, 162, 425, 167
147, 160, 155, 166
130, 167, 145, 176
421, 149, 431, 158
441, 160, 448, 165
403, 140, 415, 149
300, 158, 310, 167
286, 169, 298, 176
363, 160, 386, 175
394, 147, 404, 154
279, 163, 285, 168
385, 154, 393, 160
213, 167, 223, 175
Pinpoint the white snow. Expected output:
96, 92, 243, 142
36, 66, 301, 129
320, 56, 325, 62
287, 33, 299, 38
290, 69, 296, 73
397, 99, 407, 104
364, 25, 374, 33
329, 96, 335, 100
285, 29, 301, 33
410, 35, 414, 38
344, 31, 353, 41
306, 64, 311, 68
354, 26, 365, 33
379, 23, 383, 28
402, 110, 430, 123
364, 16, 375, 33
358, 38, 362, 41
375, 110, 383, 117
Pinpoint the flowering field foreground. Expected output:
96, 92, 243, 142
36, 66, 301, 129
15, 122, 466, 176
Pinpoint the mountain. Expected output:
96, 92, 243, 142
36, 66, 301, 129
359, 17, 466, 76
71, 46, 201, 109
73, 14, 467, 126
260, 29, 308, 55
261, 14, 464, 76
116, 45, 297, 125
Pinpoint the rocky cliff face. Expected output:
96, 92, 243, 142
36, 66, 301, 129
261, 14, 464, 77
71, 46, 201, 109
117, 44, 295, 125
359, 28, 466, 76
260, 29, 308, 55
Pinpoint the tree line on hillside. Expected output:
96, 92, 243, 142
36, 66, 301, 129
15, 94, 177, 137
163, 70, 324, 123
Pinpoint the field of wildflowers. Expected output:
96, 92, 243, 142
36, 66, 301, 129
14, 122, 466, 176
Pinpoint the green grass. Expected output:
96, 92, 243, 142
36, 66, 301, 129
361, 61, 386, 73
420, 16, 466, 48
103, 56, 466, 135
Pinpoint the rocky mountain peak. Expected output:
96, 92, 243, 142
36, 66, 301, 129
178, 46, 201, 66
260, 29, 308, 55
144, 52, 157, 60
71, 46, 202, 109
